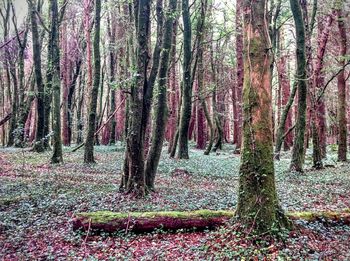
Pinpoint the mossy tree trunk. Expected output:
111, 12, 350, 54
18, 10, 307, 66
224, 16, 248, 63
122, 0, 151, 197
236, 0, 290, 234
145, 0, 177, 191
176, 0, 192, 159
84, 0, 101, 163
49, 0, 63, 163
337, 7, 347, 162
289, 0, 308, 172
28, 0, 47, 153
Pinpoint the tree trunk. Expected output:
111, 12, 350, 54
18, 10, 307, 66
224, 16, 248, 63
236, 0, 290, 234
84, 0, 101, 163
337, 7, 347, 162
122, 0, 151, 197
313, 13, 335, 161
234, 0, 243, 153
49, 0, 63, 164
289, 0, 308, 173
28, 0, 47, 153
167, 21, 179, 153
144, 0, 177, 191
176, 0, 192, 159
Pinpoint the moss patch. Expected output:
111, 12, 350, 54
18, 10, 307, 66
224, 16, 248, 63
77, 209, 235, 223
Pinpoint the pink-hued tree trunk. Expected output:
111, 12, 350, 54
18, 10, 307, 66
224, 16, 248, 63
196, 76, 206, 149
84, 0, 93, 95
61, 21, 70, 146
166, 22, 179, 151
278, 55, 293, 150
313, 14, 335, 158
234, 0, 243, 153
336, 8, 348, 161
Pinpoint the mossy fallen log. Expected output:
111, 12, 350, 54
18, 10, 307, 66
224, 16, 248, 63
72, 209, 350, 233
73, 210, 234, 233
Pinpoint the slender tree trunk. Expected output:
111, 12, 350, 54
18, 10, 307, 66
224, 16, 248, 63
313, 13, 335, 161
28, 0, 46, 152
234, 0, 243, 153
236, 0, 290, 233
177, 0, 192, 159
84, 0, 101, 163
76, 69, 85, 145
289, 0, 308, 172
107, 7, 117, 145
167, 21, 179, 153
49, 0, 63, 163
337, 7, 347, 162
145, 0, 177, 190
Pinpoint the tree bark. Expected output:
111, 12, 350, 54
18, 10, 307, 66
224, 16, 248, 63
234, 0, 243, 153
84, 0, 101, 163
144, 0, 177, 191
236, 0, 290, 234
48, 0, 63, 163
28, 0, 47, 152
289, 0, 308, 173
121, 0, 151, 197
176, 0, 192, 159
337, 7, 347, 162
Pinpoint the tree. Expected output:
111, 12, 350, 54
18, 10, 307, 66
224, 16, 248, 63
336, 5, 347, 162
49, 0, 63, 163
144, 0, 177, 190
10, 3, 30, 148
84, 0, 101, 163
176, 0, 192, 159
233, 0, 243, 153
27, 0, 47, 152
235, 0, 290, 233
289, 0, 308, 172
121, 0, 151, 196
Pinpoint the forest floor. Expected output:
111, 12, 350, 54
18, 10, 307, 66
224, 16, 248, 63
1, 143, 350, 260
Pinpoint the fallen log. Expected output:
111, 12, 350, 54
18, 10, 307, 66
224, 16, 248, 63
72, 209, 350, 233
73, 210, 234, 233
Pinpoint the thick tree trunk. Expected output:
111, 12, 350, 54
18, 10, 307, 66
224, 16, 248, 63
289, 0, 308, 173
337, 8, 347, 162
236, 0, 290, 234
176, 0, 192, 159
122, 0, 151, 197
84, 0, 101, 163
